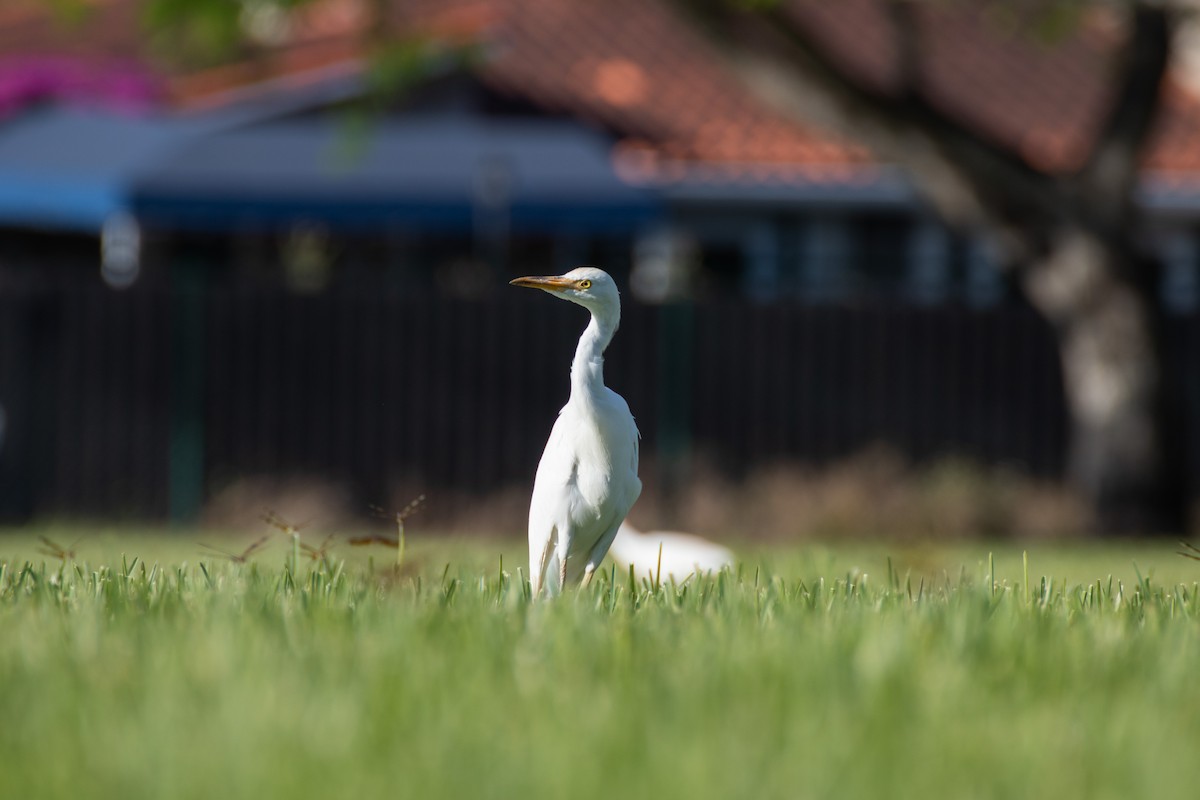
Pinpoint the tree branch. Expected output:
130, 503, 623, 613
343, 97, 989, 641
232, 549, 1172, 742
665, 0, 1149, 264
1077, 5, 1171, 216
886, 0, 921, 98
667, 0, 1180, 272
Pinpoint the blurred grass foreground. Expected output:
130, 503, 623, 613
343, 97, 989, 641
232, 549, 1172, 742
2, 535, 1199, 800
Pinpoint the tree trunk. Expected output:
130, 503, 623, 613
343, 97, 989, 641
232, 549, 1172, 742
1020, 229, 1187, 535
663, 0, 1182, 534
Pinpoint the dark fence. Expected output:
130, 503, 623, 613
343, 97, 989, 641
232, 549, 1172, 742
1, 279, 1167, 523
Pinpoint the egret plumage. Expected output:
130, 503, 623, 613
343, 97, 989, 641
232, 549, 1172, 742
510, 267, 641, 596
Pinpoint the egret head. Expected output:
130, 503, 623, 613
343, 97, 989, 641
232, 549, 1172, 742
509, 266, 619, 318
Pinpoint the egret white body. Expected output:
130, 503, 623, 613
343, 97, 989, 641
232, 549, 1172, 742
510, 267, 641, 596
609, 522, 734, 581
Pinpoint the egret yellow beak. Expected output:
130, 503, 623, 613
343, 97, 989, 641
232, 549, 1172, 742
510, 275, 574, 292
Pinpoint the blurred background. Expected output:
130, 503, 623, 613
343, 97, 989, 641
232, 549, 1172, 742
2, 0, 1199, 539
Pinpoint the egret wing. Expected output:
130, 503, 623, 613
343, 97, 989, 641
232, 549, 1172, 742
527, 410, 577, 594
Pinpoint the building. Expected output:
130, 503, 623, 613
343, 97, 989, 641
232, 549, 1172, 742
3, 0, 1199, 305
2, 0, 1200, 523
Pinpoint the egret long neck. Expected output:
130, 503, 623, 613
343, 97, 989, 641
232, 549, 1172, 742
570, 309, 617, 400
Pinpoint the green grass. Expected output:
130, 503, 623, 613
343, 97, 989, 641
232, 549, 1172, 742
2, 531, 1200, 800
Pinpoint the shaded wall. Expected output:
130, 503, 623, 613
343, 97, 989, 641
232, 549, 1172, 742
0, 280, 1140, 524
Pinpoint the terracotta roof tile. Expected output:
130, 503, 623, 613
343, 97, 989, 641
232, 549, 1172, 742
4, 0, 1200, 186
783, 1, 1115, 172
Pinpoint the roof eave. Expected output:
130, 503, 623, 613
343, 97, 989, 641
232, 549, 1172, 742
1137, 172, 1200, 218
650, 164, 1200, 221
646, 164, 919, 211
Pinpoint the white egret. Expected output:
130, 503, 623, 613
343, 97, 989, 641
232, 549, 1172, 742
608, 522, 734, 581
510, 267, 642, 596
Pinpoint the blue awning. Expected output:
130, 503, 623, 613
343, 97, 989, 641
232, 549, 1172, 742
131, 117, 659, 233
0, 107, 206, 231
0, 107, 660, 234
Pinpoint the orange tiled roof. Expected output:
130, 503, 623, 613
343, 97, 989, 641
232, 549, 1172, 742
478, 0, 872, 183
4, 0, 1200, 184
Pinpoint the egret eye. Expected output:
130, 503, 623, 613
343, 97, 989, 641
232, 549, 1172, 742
578, 279, 592, 289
